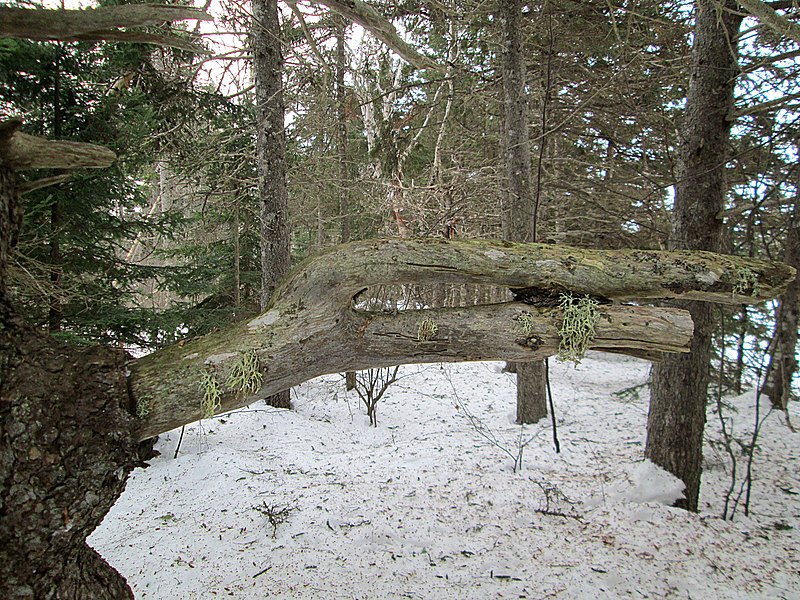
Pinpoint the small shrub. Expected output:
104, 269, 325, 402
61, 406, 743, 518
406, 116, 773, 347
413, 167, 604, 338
354, 366, 400, 426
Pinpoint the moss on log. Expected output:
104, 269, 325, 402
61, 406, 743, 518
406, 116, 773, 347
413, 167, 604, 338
129, 239, 794, 440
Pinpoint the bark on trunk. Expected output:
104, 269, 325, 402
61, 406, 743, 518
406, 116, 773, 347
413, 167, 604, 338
252, 0, 291, 409
500, 0, 547, 424
0, 163, 150, 599
336, 15, 352, 246
766, 201, 800, 408
646, 0, 744, 512
0, 324, 145, 599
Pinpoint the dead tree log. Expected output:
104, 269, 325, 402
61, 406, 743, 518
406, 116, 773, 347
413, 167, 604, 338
313, 0, 444, 71
130, 238, 794, 440
0, 123, 794, 597
0, 5, 211, 51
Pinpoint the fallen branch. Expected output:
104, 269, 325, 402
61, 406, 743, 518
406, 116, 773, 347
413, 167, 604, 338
129, 239, 794, 440
0, 5, 212, 52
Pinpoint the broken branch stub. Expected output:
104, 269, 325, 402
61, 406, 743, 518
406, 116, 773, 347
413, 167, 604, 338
0, 128, 116, 170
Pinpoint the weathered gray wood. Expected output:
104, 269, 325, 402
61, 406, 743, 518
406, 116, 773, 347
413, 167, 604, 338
2, 131, 116, 170
738, 0, 800, 46
131, 301, 693, 440
0, 120, 116, 170
0, 5, 211, 51
315, 0, 443, 71
271, 239, 794, 310
129, 238, 794, 441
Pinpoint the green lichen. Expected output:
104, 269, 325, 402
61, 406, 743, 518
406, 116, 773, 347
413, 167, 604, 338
417, 318, 438, 342
200, 368, 222, 418
517, 312, 536, 335
136, 395, 152, 419
557, 293, 599, 365
732, 267, 760, 297
225, 349, 263, 396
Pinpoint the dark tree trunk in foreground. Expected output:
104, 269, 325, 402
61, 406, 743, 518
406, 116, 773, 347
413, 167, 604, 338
500, 0, 547, 424
646, 0, 744, 512
0, 322, 146, 600
252, 0, 291, 409
1, 150, 151, 598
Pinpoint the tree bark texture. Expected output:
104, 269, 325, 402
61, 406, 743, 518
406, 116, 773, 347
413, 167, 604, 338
129, 238, 793, 440
252, 0, 291, 408
336, 15, 352, 246
646, 0, 744, 512
767, 202, 800, 408
0, 5, 211, 51
0, 164, 150, 599
500, 0, 547, 424
500, 0, 534, 244
0, 165, 22, 297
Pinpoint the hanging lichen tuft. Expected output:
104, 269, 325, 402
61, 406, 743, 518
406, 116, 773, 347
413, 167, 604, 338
225, 349, 263, 396
557, 293, 599, 364
417, 318, 438, 342
200, 368, 222, 418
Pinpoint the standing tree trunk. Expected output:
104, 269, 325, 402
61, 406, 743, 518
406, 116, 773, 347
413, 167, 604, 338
1, 130, 149, 599
645, 0, 744, 512
252, 0, 291, 408
766, 199, 800, 408
500, 0, 547, 424
336, 15, 352, 246
337, 16, 357, 392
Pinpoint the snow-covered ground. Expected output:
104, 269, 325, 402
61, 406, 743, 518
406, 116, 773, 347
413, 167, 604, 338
91, 353, 800, 599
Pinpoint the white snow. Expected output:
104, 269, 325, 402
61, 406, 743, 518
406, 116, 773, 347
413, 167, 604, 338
90, 353, 800, 599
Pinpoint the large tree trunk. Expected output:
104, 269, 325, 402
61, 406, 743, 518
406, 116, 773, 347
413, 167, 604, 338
0, 321, 146, 600
252, 0, 291, 409
500, 0, 548, 424
0, 9, 205, 593
645, 0, 744, 512
0, 159, 150, 599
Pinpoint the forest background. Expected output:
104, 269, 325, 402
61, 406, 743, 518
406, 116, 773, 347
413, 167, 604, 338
3, 0, 800, 595
2, 0, 800, 515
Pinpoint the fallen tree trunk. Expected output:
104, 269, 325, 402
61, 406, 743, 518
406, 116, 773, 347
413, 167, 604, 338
130, 238, 794, 440
0, 5, 211, 51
